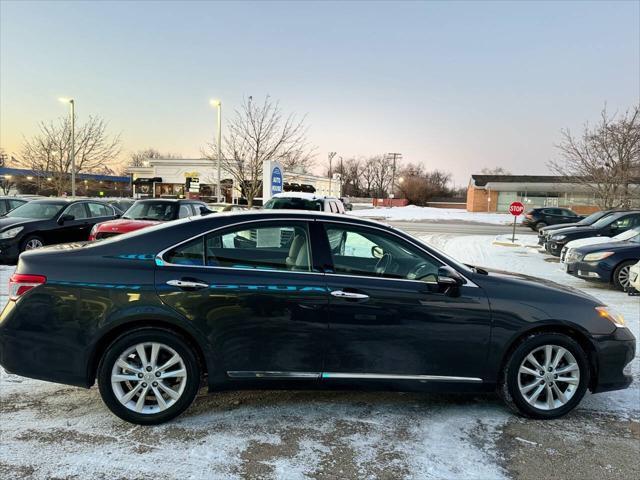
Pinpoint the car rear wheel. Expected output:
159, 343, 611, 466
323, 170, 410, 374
97, 329, 200, 424
613, 261, 635, 291
534, 222, 547, 231
500, 332, 589, 419
20, 235, 44, 252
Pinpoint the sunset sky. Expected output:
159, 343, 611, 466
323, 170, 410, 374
1, 0, 638, 184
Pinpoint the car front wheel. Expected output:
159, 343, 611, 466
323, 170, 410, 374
500, 332, 589, 419
613, 261, 635, 291
97, 329, 200, 425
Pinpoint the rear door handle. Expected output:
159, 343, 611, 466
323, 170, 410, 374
166, 279, 209, 290
331, 290, 369, 300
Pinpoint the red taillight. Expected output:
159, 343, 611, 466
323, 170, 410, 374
9, 274, 47, 301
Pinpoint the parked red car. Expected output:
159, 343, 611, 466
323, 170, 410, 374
89, 199, 208, 240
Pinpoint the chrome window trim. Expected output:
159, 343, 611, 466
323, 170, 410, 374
155, 216, 479, 287
157, 217, 317, 275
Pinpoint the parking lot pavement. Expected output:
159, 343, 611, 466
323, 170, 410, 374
0, 236, 638, 479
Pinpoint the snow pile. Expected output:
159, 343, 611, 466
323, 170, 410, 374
351, 205, 513, 224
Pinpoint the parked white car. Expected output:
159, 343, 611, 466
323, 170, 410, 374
561, 227, 640, 263
629, 260, 640, 295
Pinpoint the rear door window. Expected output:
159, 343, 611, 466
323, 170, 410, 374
87, 202, 112, 218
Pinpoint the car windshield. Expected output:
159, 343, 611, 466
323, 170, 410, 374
264, 197, 323, 211
6, 201, 65, 219
578, 211, 608, 225
591, 214, 622, 229
123, 202, 177, 221
207, 204, 227, 212
615, 227, 640, 243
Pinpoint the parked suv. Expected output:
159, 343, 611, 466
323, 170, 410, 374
263, 193, 346, 214
523, 207, 583, 231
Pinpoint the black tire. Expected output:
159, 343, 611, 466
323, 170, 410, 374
499, 332, 590, 419
97, 329, 200, 425
534, 222, 547, 231
19, 234, 45, 253
612, 260, 635, 291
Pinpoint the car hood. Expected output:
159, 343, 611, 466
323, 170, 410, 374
95, 218, 161, 231
574, 241, 640, 256
565, 236, 613, 250
476, 267, 600, 303
549, 225, 597, 238
541, 222, 583, 233
0, 217, 44, 230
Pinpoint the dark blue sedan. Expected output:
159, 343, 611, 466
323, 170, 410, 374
566, 233, 640, 290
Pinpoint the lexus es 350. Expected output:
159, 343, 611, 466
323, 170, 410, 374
0, 211, 634, 424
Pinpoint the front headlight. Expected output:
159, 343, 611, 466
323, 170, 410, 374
552, 235, 566, 241
0, 226, 24, 239
596, 306, 626, 328
583, 251, 614, 262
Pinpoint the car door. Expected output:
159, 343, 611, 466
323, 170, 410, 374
319, 221, 492, 381
154, 219, 329, 378
55, 202, 91, 243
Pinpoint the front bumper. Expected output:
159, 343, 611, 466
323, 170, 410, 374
591, 327, 636, 393
566, 260, 610, 283
545, 240, 566, 256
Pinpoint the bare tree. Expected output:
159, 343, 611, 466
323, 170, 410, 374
480, 166, 511, 175
129, 148, 183, 168
549, 105, 640, 209
18, 115, 121, 195
203, 96, 315, 206
396, 164, 452, 205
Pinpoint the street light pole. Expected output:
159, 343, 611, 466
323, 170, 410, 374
210, 99, 222, 202
59, 98, 76, 197
70, 99, 75, 197
328, 151, 336, 196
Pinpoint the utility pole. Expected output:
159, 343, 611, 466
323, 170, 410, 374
339, 156, 343, 197
386, 152, 402, 206
328, 151, 336, 196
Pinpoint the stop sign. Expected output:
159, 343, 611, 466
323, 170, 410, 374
509, 201, 525, 216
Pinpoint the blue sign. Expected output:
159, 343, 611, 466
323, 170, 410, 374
271, 166, 283, 195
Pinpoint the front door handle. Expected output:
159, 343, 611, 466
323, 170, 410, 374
166, 279, 209, 290
331, 290, 369, 300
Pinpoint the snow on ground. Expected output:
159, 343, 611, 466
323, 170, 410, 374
0, 235, 638, 479
351, 205, 514, 224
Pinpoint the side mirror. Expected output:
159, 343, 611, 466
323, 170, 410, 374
437, 266, 464, 288
58, 214, 75, 225
200, 206, 212, 216
371, 245, 384, 259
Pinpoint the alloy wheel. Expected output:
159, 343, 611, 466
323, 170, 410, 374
25, 239, 43, 250
111, 342, 188, 414
517, 344, 580, 410
617, 266, 631, 288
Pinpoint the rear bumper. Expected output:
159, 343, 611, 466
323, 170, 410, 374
591, 328, 636, 393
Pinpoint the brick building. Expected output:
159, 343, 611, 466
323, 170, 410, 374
467, 175, 640, 214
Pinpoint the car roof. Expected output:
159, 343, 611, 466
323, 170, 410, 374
271, 192, 340, 201
190, 209, 386, 227
135, 198, 202, 203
